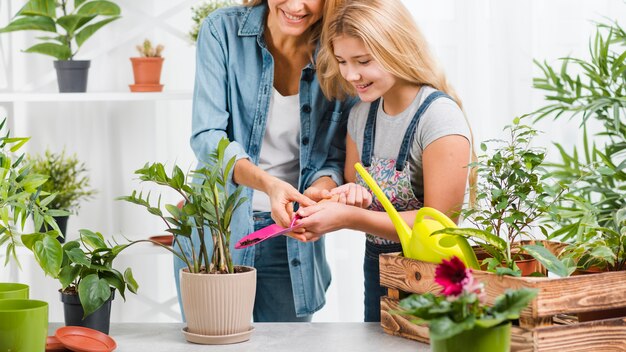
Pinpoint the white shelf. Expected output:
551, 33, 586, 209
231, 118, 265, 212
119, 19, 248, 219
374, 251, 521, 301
0, 91, 193, 102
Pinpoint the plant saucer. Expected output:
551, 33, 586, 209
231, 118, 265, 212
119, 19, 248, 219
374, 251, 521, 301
129, 84, 163, 92
46, 335, 69, 351
182, 326, 254, 345
55, 326, 117, 352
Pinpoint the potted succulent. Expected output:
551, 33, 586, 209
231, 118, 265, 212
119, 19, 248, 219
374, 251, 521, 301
189, 0, 234, 43
397, 256, 537, 352
28, 149, 96, 243
533, 19, 626, 274
129, 39, 165, 92
119, 138, 255, 344
21, 229, 138, 334
0, 118, 54, 351
0, 0, 121, 92
435, 117, 571, 277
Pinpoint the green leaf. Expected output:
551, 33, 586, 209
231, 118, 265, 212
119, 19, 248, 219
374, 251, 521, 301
77, 1, 121, 16
75, 16, 120, 47
65, 247, 91, 267
77, 274, 111, 318
57, 14, 95, 35
79, 229, 106, 250
522, 244, 569, 277
490, 288, 538, 319
0, 16, 56, 33
23, 42, 71, 60
124, 268, 139, 294
17, 0, 56, 18
33, 235, 63, 277
58, 265, 80, 289
429, 316, 475, 340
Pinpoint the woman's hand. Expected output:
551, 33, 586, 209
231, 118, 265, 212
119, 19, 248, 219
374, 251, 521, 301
267, 178, 315, 228
330, 183, 373, 208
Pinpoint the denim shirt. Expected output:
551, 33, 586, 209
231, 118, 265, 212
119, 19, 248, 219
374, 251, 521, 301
187, 4, 355, 316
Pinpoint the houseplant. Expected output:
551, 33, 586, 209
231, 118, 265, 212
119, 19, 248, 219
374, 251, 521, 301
435, 117, 572, 277
20, 228, 138, 334
119, 138, 255, 344
397, 256, 537, 352
129, 39, 165, 92
28, 148, 96, 243
0, 0, 121, 92
0, 118, 54, 351
189, 0, 234, 43
532, 19, 626, 273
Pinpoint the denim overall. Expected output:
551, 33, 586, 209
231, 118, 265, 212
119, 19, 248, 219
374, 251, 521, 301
356, 91, 451, 322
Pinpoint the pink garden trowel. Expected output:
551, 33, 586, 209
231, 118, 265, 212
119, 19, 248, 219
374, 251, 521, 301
235, 215, 302, 249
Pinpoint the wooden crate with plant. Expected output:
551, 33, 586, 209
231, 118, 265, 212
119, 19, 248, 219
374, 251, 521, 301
378, 19, 626, 352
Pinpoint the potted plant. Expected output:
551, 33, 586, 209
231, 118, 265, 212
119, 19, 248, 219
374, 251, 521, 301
28, 149, 96, 243
129, 39, 165, 92
119, 138, 255, 344
21, 228, 138, 334
0, 0, 121, 92
435, 117, 571, 277
532, 19, 626, 274
0, 118, 54, 351
397, 256, 537, 352
189, 0, 234, 43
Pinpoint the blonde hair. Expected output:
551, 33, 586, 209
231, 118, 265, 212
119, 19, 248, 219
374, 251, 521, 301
243, 0, 344, 46
317, 0, 477, 205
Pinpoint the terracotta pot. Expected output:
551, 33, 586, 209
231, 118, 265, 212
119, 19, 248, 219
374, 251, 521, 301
130, 57, 164, 92
180, 266, 256, 342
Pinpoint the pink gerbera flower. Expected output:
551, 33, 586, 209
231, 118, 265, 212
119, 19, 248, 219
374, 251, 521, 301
435, 256, 469, 296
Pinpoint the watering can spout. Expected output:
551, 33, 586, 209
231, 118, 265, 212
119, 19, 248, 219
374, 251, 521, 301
354, 163, 479, 269
353, 163, 413, 249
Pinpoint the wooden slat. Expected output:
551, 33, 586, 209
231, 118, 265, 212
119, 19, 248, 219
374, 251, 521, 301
381, 297, 429, 344
533, 318, 626, 351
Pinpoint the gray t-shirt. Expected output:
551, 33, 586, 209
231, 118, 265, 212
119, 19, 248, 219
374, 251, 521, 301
348, 86, 470, 201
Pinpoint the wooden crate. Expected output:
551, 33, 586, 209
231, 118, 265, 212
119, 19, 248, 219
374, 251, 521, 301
380, 246, 626, 352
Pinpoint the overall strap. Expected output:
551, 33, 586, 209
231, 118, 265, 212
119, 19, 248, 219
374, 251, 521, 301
360, 98, 381, 167
395, 91, 452, 171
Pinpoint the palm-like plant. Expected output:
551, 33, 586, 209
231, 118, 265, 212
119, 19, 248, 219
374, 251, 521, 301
533, 19, 626, 271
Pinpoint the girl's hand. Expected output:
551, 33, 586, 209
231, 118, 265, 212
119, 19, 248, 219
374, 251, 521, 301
303, 185, 332, 202
294, 201, 354, 242
330, 183, 373, 208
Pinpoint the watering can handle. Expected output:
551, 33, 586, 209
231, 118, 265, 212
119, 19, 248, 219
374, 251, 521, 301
415, 207, 457, 229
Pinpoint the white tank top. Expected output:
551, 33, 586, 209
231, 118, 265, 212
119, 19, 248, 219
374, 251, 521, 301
252, 88, 301, 211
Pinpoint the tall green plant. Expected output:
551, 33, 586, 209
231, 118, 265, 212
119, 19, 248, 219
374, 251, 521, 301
533, 19, 626, 270
119, 138, 246, 274
0, 118, 61, 266
0, 0, 121, 60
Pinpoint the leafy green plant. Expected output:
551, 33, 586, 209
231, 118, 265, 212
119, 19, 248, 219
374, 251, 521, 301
28, 149, 96, 214
21, 229, 138, 317
0, 118, 61, 265
0, 0, 121, 60
119, 138, 246, 274
189, 0, 234, 42
397, 256, 537, 340
435, 117, 571, 277
135, 39, 164, 58
532, 19, 626, 271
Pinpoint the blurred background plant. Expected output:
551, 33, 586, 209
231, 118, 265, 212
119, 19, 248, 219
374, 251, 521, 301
136, 39, 164, 57
533, 19, 626, 271
189, 0, 235, 42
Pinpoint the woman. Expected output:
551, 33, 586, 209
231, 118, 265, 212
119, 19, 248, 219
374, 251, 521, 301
175, 0, 354, 322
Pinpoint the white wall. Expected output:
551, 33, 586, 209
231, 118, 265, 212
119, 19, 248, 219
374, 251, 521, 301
1, 0, 625, 323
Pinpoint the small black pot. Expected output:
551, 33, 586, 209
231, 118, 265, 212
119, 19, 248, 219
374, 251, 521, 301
38, 215, 69, 243
60, 289, 115, 334
53, 60, 90, 92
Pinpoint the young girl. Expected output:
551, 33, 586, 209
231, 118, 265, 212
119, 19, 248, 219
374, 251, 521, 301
295, 0, 475, 322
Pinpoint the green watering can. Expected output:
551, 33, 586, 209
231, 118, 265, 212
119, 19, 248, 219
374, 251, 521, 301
355, 163, 479, 269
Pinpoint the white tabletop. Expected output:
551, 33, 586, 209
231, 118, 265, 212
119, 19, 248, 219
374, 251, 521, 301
49, 322, 429, 352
